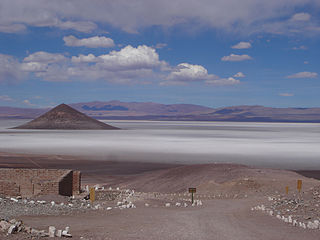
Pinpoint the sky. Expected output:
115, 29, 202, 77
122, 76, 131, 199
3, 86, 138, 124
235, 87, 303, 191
0, 0, 319, 108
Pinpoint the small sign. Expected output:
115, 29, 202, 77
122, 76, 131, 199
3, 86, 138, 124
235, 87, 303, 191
297, 180, 302, 192
90, 187, 95, 202
189, 188, 196, 193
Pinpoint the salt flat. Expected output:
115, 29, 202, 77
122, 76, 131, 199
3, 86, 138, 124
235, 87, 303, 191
0, 120, 320, 169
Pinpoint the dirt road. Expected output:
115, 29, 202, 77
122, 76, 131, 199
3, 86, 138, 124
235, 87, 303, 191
18, 198, 318, 240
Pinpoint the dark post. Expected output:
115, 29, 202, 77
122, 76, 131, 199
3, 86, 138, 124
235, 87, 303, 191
188, 188, 196, 204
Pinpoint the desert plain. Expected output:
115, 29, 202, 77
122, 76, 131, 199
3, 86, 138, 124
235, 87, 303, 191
0, 151, 320, 240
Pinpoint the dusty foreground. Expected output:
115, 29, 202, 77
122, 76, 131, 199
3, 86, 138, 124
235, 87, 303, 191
1, 152, 320, 240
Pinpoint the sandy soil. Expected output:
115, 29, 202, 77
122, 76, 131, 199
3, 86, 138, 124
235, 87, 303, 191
1, 152, 320, 240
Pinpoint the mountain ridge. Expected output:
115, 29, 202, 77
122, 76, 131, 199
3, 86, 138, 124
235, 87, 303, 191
1, 101, 320, 123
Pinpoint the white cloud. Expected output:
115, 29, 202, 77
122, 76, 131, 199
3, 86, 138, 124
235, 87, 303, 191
0, 95, 13, 101
206, 77, 240, 86
221, 54, 252, 62
154, 43, 167, 49
71, 54, 98, 63
98, 45, 162, 71
22, 99, 35, 106
286, 71, 318, 78
0, 24, 26, 33
23, 52, 66, 64
57, 21, 96, 33
292, 45, 307, 50
233, 72, 245, 78
261, 12, 319, 35
0, 45, 242, 87
0, 1, 319, 35
0, 54, 25, 82
231, 42, 252, 49
167, 63, 216, 82
63, 35, 115, 48
279, 93, 294, 97
164, 63, 240, 86
290, 13, 311, 22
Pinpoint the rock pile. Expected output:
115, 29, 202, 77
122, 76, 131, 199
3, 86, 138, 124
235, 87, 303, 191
252, 185, 320, 231
0, 218, 72, 237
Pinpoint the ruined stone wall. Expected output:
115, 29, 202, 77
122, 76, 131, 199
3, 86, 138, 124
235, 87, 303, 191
0, 168, 81, 197
72, 171, 81, 195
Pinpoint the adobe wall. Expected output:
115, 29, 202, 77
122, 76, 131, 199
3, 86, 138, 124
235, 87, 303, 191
0, 168, 81, 197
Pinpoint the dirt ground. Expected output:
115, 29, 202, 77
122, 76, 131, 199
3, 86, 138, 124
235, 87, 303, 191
1, 152, 320, 240
15, 198, 320, 240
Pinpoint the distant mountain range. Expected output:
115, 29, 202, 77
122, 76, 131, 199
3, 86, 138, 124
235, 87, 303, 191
1, 100, 320, 123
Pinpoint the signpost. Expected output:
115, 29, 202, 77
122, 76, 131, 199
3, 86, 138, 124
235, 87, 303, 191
297, 180, 302, 193
189, 188, 196, 204
285, 186, 289, 195
90, 187, 95, 202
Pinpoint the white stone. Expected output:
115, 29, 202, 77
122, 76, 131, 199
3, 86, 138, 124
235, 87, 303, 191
7, 225, 17, 234
144, 203, 149, 207
107, 207, 112, 210
49, 226, 56, 237
51, 201, 55, 206
10, 197, 18, 202
184, 203, 188, 207
165, 203, 171, 207
56, 229, 62, 237
175, 202, 181, 207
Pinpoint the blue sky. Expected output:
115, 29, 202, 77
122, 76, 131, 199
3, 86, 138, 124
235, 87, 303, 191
0, 0, 319, 108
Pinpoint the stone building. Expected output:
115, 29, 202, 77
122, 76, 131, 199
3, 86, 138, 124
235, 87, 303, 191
0, 168, 81, 197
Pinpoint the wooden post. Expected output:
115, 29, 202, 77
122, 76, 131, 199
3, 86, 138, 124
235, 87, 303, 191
297, 180, 302, 193
90, 187, 95, 202
188, 188, 196, 204
285, 186, 289, 194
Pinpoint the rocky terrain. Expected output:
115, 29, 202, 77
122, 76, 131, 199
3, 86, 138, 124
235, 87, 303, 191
1, 152, 320, 239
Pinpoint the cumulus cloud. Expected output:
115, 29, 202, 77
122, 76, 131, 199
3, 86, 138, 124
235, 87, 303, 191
163, 63, 240, 86
0, 45, 242, 87
98, 45, 163, 71
279, 93, 294, 97
0, 54, 25, 82
231, 42, 252, 49
233, 72, 245, 78
0, 1, 319, 35
166, 63, 216, 82
221, 54, 252, 62
261, 12, 319, 35
206, 77, 240, 86
290, 13, 311, 22
23, 52, 66, 64
286, 71, 318, 78
71, 54, 98, 63
63, 35, 115, 48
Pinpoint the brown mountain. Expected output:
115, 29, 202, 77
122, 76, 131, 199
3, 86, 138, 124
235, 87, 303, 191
2, 101, 320, 123
13, 104, 119, 130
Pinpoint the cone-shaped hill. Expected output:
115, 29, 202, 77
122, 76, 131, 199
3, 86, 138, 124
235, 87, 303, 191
14, 104, 119, 130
